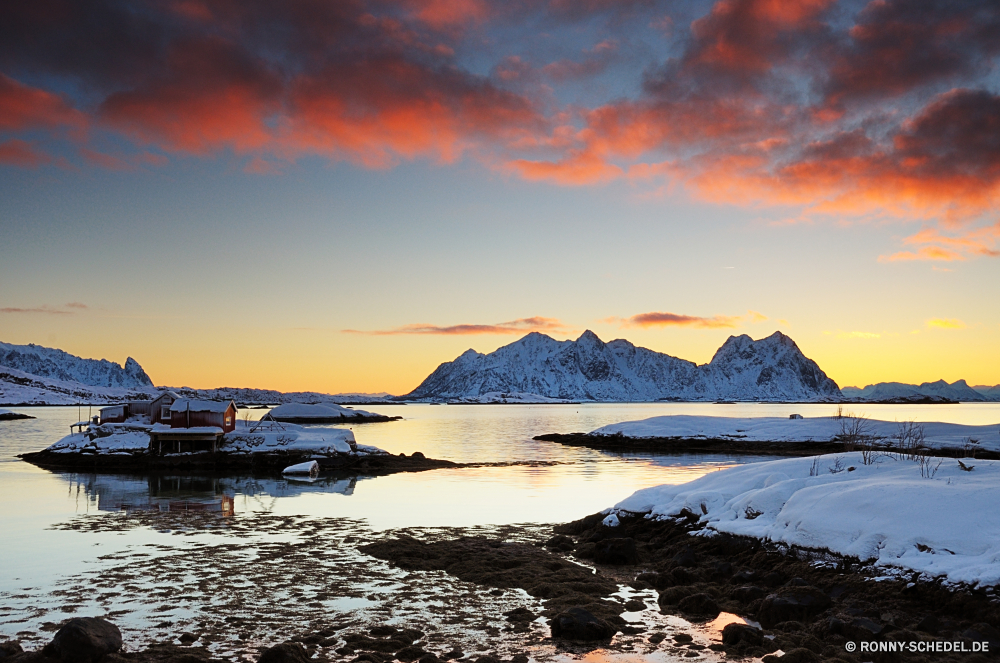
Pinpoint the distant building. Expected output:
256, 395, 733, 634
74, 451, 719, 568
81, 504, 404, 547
149, 398, 238, 455
98, 404, 128, 423
169, 399, 237, 433
149, 391, 181, 424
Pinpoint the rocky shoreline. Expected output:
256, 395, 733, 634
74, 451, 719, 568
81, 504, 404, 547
533, 432, 1000, 460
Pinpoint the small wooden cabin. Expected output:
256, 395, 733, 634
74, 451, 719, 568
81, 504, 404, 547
99, 404, 128, 424
149, 391, 181, 424
169, 399, 237, 433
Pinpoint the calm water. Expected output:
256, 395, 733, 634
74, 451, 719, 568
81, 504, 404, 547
2, 402, 998, 659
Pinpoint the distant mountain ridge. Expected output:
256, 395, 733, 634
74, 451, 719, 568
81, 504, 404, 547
842, 380, 1000, 402
0, 341, 153, 389
404, 330, 843, 402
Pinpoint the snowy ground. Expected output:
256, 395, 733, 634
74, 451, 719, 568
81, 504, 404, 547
592, 414, 1000, 452
607, 452, 1000, 587
42, 421, 386, 457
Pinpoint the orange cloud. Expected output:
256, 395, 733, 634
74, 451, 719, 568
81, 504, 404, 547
622, 311, 740, 329
343, 316, 568, 335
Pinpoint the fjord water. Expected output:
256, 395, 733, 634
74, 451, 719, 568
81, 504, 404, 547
2, 402, 999, 656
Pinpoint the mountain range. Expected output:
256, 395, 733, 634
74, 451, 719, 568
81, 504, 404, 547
2, 336, 998, 405
405, 330, 842, 402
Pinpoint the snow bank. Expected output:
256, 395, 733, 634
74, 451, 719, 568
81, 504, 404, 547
268, 402, 379, 419
592, 415, 1000, 451
610, 453, 1000, 586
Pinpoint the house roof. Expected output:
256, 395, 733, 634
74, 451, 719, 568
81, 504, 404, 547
169, 399, 235, 413
151, 391, 180, 405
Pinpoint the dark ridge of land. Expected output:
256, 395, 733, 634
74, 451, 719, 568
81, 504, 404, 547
533, 432, 1000, 460
16, 449, 564, 475
0, 411, 34, 420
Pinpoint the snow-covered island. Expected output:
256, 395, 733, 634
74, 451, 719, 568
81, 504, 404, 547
267, 402, 401, 423
0, 408, 34, 421
537, 414, 1000, 458
605, 452, 1000, 587
18, 419, 451, 474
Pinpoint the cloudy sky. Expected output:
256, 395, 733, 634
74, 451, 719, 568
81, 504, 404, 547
1, 0, 998, 393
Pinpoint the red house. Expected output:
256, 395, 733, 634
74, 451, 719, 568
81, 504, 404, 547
169, 399, 237, 433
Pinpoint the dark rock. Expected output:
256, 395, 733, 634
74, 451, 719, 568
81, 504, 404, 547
395, 646, 428, 662
351, 654, 387, 663
713, 561, 733, 577
721, 623, 763, 647
673, 634, 694, 644
657, 586, 693, 606
677, 593, 720, 619
648, 633, 666, 644
672, 547, 699, 568
400, 629, 424, 642
574, 542, 596, 559
441, 650, 463, 660
730, 570, 756, 584
369, 626, 398, 637
410, 452, 425, 460
510, 656, 529, 663
623, 600, 645, 612
544, 535, 575, 552
846, 617, 884, 639
963, 623, 1000, 649
503, 607, 536, 623
762, 648, 818, 663
761, 572, 784, 587
474, 657, 499, 663
417, 655, 439, 663
0, 642, 24, 659
785, 577, 810, 587
259, 642, 310, 663
635, 572, 660, 588
731, 586, 767, 603
178, 633, 198, 645
757, 587, 832, 628
44, 617, 123, 663
549, 607, 617, 641
593, 538, 638, 565
668, 567, 697, 585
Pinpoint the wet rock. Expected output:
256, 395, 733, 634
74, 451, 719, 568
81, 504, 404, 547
757, 587, 832, 628
713, 561, 733, 577
395, 646, 428, 662
846, 617, 884, 639
43, 617, 123, 663
593, 538, 638, 565
574, 542, 596, 559
721, 623, 763, 647
416, 654, 439, 663
731, 586, 767, 603
673, 634, 694, 644
677, 593, 720, 619
648, 633, 666, 644
785, 577, 810, 587
0, 642, 24, 659
549, 607, 617, 641
178, 633, 198, 645
474, 656, 499, 663
440, 650, 463, 660
369, 627, 397, 637
762, 647, 818, 663
509, 656, 529, 663
657, 585, 694, 606
623, 599, 645, 612
351, 654, 387, 663
668, 567, 697, 585
259, 642, 310, 663
544, 535, 575, 552
730, 570, 756, 584
503, 607, 536, 623
761, 572, 784, 587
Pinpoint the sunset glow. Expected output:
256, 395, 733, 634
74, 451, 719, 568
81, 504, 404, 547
1, 0, 998, 393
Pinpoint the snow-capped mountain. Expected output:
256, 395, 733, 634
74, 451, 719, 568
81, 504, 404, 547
404, 330, 842, 402
841, 379, 996, 402
0, 341, 153, 388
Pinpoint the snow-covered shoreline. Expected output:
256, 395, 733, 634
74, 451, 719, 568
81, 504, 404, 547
606, 452, 1000, 587
591, 414, 1000, 452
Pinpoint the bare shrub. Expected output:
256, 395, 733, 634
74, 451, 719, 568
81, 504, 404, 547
963, 437, 980, 458
918, 454, 943, 479
893, 420, 926, 460
839, 413, 883, 464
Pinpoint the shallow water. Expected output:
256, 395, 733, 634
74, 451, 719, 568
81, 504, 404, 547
1, 402, 998, 660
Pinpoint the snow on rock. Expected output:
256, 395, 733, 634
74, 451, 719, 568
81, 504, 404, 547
283, 460, 319, 475
0, 341, 153, 388
609, 453, 1000, 586
221, 423, 375, 456
267, 403, 379, 420
591, 415, 1000, 452
45, 425, 152, 454
405, 330, 841, 402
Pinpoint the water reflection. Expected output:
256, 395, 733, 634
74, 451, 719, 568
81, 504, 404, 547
60, 471, 365, 515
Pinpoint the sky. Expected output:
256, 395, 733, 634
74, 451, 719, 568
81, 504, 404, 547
0, 0, 999, 394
